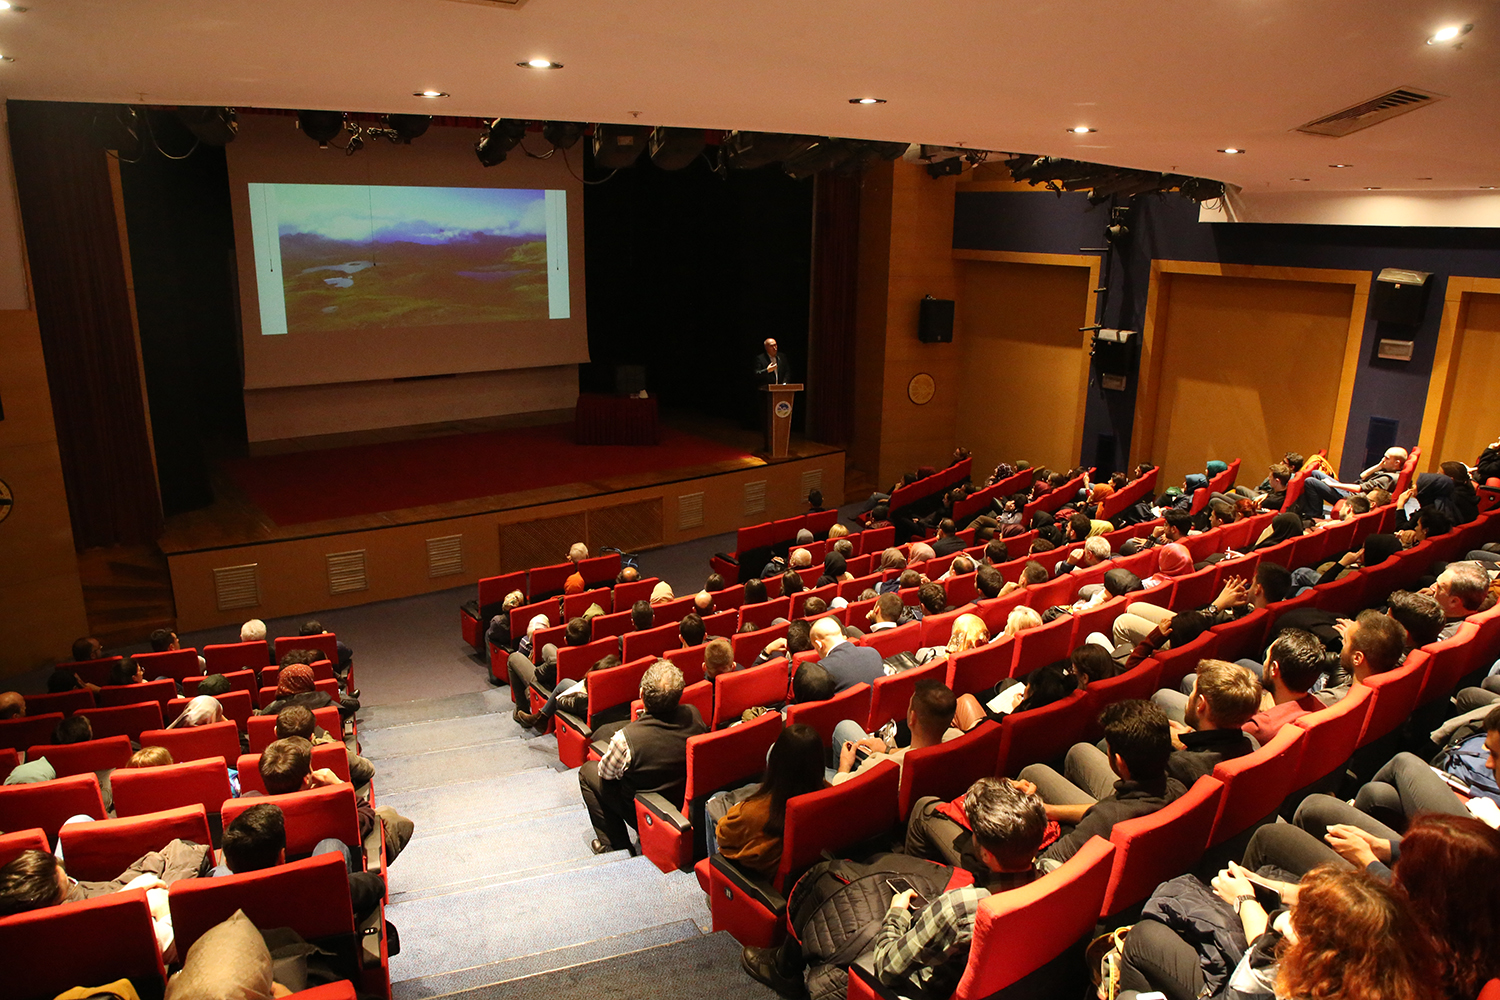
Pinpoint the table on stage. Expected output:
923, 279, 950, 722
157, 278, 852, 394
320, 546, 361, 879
574, 392, 660, 445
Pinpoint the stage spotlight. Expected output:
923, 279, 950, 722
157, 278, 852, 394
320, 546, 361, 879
386, 114, 431, 143
593, 124, 652, 169
174, 106, 238, 145
925, 156, 965, 178
474, 118, 528, 167
1176, 176, 1226, 203
297, 110, 345, 148
719, 131, 818, 170
542, 121, 585, 149
648, 127, 706, 170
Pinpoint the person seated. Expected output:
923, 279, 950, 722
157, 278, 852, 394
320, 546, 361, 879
862, 592, 905, 633
811, 617, 882, 692
505, 615, 590, 714
650, 581, 675, 604
904, 775, 1051, 893
954, 661, 1079, 728
1312, 609, 1405, 706
1068, 643, 1119, 687
0, 690, 23, 720
149, 628, 206, 675
579, 661, 707, 855
1019, 699, 1185, 866
1306, 530, 1402, 589
678, 613, 706, 648
830, 680, 961, 784
297, 620, 353, 679
616, 565, 641, 585
216, 803, 384, 924
52, 713, 93, 745
1148, 659, 1258, 785
1299, 446, 1406, 515
780, 568, 806, 598
996, 559, 1050, 599
1241, 628, 1328, 745
1140, 541, 1195, 590
108, 657, 144, 687
126, 746, 173, 768
515, 653, 622, 734
917, 582, 950, 617
168, 694, 250, 753
1056, 534, 1111, 578
1071, 566, 1145, 613
257, 737, 414, 865
275, 704, 372, 790
706, 724, 827, 874
256, 662, 360, 720
910, 613, 988, 669
70, 636, 106, 662
1110, 562, 1292, 652
752, 618, 812, 666
47, 667, 99, 695
1423, 562, 1491, 640
483, 590, 527, 653
1252, 511, 1305, 551
196, 674, 232, 697
929, 519, 966, 558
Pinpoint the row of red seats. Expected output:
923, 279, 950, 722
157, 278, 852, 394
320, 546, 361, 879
459, 552, 626, 651
54, 633, 344, 689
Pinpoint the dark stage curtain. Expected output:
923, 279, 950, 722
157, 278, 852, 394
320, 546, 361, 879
807, 170, 860, 446
8, 100, 162, 547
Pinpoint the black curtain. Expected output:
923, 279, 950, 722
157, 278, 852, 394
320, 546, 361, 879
8, 100, 162, 547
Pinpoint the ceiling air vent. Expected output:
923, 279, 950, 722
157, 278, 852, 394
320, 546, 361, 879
744, 480, 767, 518
427, 534, 464, 578
327, 550, 369, 595
1295, 87, 1443, 138
213, 564, 260, 612
678, 492, 705, 531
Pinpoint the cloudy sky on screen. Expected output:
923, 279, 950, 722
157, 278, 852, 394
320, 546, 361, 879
273, 184, 547, 244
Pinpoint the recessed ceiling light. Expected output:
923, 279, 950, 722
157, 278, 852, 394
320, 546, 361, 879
0, 3, 10, 9
413, 90, 448, 99
1427, 23, 1472, 44
1364, 186, 1383, 190
1329, 163, 1353, 168
1218, 148, 1245, 154
1482, 185, 1498, 190
1415, 176, 1433, 180
1067, 126, 1096, 134
1289, 177, 1311, 182
518, 58, 563, 69
849, 97, 886, 105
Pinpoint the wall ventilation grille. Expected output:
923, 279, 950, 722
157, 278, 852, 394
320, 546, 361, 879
1295, 87, 1442, 138
743, 480, 767, 517
213, 564, 260, 612
678, 492, 705, 530
326, 550, 369, 595
800, 468, 823, 500
427, 535, 465, 578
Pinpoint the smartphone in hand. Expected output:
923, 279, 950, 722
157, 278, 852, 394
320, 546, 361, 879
884, 876, 929, 911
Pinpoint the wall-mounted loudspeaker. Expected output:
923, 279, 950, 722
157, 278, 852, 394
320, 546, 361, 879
1369, 268, 1431, 326
918, 296, 954, 343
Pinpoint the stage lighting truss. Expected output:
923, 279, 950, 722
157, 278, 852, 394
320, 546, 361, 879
333, 114, 434, 156
1003, 153, 1226, 205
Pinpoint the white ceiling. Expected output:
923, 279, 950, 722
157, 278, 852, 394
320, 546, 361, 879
2, 0, 1497, 193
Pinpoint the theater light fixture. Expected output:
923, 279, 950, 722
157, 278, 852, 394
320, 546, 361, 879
849, 97, 886, 105
1068, 126, 1096, 133
1427, 23, 1471, 44
518, 58, 562, 69
475, 118, 529, 167
386, 114, 432, 143
175, 106, 239, 145
413, 90, 448, 99
648, 127, 706, 170
542, 121, 585, 149
297, 110, 346, 149
1218, 147, 1245, 154
1329, 163, 1353, 168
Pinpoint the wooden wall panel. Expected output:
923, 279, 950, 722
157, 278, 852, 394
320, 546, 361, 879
955, 257, 1094, 474
1149, 273, 1354, 489
1423, 288, 1500, 470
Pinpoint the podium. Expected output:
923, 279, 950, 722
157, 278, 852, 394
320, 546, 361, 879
761, 383, 802, 459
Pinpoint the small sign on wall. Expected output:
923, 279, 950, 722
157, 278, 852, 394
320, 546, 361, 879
1377, 338, 1415, 361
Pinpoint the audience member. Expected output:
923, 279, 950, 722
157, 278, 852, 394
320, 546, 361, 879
811, 617, 882, 692
706, 723, 826, 873
830, 680, 960, 784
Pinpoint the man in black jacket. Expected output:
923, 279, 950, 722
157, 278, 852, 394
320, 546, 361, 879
753, 337, 790, 386
579, 661, 707, 855
1019, 700, 1185, 866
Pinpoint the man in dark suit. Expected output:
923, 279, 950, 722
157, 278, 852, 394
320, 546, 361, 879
930, 519, 967, 558
810, 617, 882, 692
753, 337, 790, 386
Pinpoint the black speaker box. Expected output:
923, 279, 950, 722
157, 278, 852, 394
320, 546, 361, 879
918, 298, 954, 343
1370, 270, 1431, 326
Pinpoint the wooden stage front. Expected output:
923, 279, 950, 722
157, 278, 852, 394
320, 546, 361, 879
160, 418, 845, 632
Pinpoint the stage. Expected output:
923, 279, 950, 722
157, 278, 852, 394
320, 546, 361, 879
160, 413, 844, 631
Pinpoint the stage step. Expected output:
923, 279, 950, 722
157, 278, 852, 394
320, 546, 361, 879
77, 544, 177, 647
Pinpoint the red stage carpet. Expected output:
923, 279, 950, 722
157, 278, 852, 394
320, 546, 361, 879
225, 424, 754, 526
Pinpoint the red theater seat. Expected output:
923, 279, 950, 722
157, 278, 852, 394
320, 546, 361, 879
237, 744, 351, 796
168, 852, 356, 957
220, 782, 361, 859
0, 773, 107, 844
1101, 775, 1223, 917
897, 721, 1004, 819
140, 720, 241, 766
204, 640, 272, 675
23, 689, 94, 716
0, 888, 166, 1000
57, 804, 214, 882
247, 706, 343, 752
24, 735, 132, 776
132, 647, 203, 681
111, 758, 234, 820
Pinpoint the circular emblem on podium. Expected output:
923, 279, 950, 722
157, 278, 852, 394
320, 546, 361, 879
907, 373, 935, 405
0, 478, 11, 524
774, 400, 792, 419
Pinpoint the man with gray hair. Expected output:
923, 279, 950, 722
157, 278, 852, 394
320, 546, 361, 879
1058, 535, 1111, 576
568, 542, 589, 564
789, 548, 814, 570
579, 660, 707, 855
240, 619, 267, 643
1425, 561, 1490, 640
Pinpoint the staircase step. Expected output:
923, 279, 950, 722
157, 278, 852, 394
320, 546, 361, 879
375, 736, 564, 796
361, 712, 524, 760
360, 688, 516, 729
378, 768, 586, 837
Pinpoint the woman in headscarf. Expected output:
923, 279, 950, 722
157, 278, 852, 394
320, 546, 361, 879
1314, 531, 1404, 585
1204, 459, 1228, 481
1253, 511, 1304, 550
1143, 542, 1195, 589
1397, 472, 1462, 528
649, 581, 675, 605
255, 661, 359, 719
167, 695, 224, 729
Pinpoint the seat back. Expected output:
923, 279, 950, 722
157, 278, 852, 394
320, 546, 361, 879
476, 569, 528, 607
1011, 616, 1075, 678
0, 773, 106, 843
58, 804, 213, 882
0, 827, 48, 867
274, 633, 341, 669
945, 638, 1016, 697
785, 683, 871, 749
1154, 630, 1220, 690
167, 690, 254, 733
1209, 726, 1305, 845
951, 837, 1116, 1000
0, 747, 16, 784
1209, 607, 1274, 663
584, 656, 657, 724
1167, 566, 1218, 610
510, 598, 557, 647
1025, 573, 1077, 612
220, 782, 361, 858
56, 657, 121, 689
237, 744, 351, 796
897, 721, 1005, 819
713, 660, 790, 729
1068, 595, 1130, 648
1360, 652, 1430, 747
169, 852, 355, 958
556, 636, 626, 685
732, 621, 790, 666
0, 888, 166, 1000
1291, 685, 1373, 790
1101, 775, 1224, 916
0, 713, 64, 753
96, 678, 176, 716
561, 587, 611, 619
110, 758, 234, 819
183, 669, 258, 699
578, 551, 622, 588
528, 560, 575, 598
995, 690, 1089, 777
622, 621, 684, 663
650, 595, 698, 627
867, 660, 946, 731
774, 760, 900, 891
612, 576, 661, 609
204, 641, 271, 675
25, 735, 132, 777
590, 608, 635, 642
23, 689, 94, 716
140, 720, 241, 766
859, 622, 921, 659
132, 647, 202, 681
1080, 661, 1164, 741
247, 706, 342, 752
1414, 623, 1481, 707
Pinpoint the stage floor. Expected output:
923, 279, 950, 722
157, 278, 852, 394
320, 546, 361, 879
159, 411, 841, 556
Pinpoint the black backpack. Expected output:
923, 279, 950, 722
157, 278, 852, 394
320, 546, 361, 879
786, 853, 964, 1000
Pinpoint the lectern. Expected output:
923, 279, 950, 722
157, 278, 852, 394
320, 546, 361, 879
761, 383, 802, 459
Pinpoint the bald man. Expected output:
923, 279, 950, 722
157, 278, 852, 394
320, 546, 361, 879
1301, 447, 1407, 513
810, 617, 882, 692
0, 691, 24, 720
753, 338, 790, 386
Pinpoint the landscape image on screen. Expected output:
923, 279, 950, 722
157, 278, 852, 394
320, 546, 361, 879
267, 184, 550, 333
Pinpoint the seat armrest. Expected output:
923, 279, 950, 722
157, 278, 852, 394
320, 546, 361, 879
590, 738, 612, 757
710, 853, 785, 913
635, 791, 689, 831
555, 709, 589, 735
363, 810, 385, 881
358, 900, 384, 968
